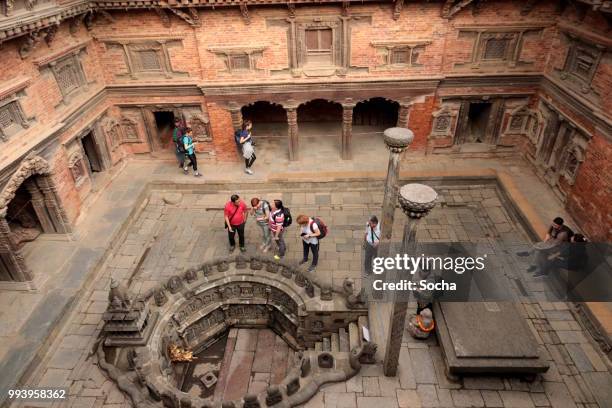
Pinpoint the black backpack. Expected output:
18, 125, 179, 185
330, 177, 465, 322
282, 207, 292, 227
234, 130, 242, 147
311, 217, 328, 240
176, 135, 186, 153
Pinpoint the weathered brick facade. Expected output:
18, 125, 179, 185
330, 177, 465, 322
0, 0, 610, 282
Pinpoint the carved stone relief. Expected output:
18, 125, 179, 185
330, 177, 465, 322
67, 150, 86, 186
182, 107, 212, 143
428, 102, 460, 140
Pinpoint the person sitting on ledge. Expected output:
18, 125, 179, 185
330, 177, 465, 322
407, 308, 435, 340
517, 216, 573, 277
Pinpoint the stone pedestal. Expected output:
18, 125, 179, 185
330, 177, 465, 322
383, 183, 437, 376
103, 279, 157, 346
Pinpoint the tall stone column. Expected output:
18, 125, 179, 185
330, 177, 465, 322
383, 183, 438, 376
228, 103, 243, 132
397, 102, 412, 129
286, 104, 299, 161
0, 214, 32, 282
380, 128, 414, 240
341, 103, 355, 160
35, 176, 71, 234
24, 179, 54, 233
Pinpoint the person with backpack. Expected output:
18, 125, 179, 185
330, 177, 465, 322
237, 120, 256, 175
297, 215, 327, 273
269, 199, 289, 260
182, 128, 202, 177
172, 118, 186, 168
224, 194, 248, 252
251, 197, 271, 252
363, 215, 380, 275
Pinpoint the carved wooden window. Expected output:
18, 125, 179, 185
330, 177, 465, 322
390, 48, 410, 65
305, 28, 333, 66
483, 38, 509, 60
134, 49, 163, 72
560, 38, 603, 93
229, 54, 250, 71
0, 102, 26, 141
52, 55, 87, 98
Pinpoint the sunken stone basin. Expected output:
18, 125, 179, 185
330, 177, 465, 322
99, 255, 375, 408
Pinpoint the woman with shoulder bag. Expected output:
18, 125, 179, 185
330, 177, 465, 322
239, 120, 256, 175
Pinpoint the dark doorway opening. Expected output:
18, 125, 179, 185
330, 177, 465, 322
298, 99, 343, 123
466, 102, 492, 143
82, 132, 102, 173
153, 111, 175, 149
6, 181, 42, 249
297, 99, 343, 155
353, 98, 399, 128
241, 101, 288, 137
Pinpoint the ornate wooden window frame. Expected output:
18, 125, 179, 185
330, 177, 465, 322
266, 14, 371, 78
0, 77, 33, 142
100, 36, 188, 80
371, 40, 432, 69
453, 25, 544, 70
207, 46, 267, 74
35, 42, 91, 105
558, 33, 606, 95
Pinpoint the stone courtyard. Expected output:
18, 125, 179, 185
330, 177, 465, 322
1, 152, 609, 408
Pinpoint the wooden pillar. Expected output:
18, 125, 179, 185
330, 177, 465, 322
341, 103, 355, 160
396, 102, 412, 129
229, 104, 243, 133
286, 104, 299, 161
35, 176, 71, 234
24, 179, 55, 234
0, 215, 32, 282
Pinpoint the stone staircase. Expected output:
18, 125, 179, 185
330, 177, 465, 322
312, 316, 370, 355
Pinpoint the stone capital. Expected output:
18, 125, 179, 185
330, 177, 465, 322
399, 183, 438, 219
383, 127, 414, 150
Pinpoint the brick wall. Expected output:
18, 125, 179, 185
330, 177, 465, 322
0, 0, 610, 240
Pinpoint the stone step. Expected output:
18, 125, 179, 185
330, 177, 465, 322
322, 337, 331, 351
338, 327, 349, 352
315, 341, 323, 351
349, 322, 360, 351
330, 333, 340, 352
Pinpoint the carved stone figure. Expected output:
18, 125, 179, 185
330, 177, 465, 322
304, 279, 315, 298
217, 260, 229, 272
320, 285, 333, 301
300, 356, 311, 377
318, 352, 334, 368
243, 394, 260, 408
108, 278, 131, 309
235, 255, 247, 269
250, 257, 263, 270
166, 276, 183, 294
154, 289, 168, 306
286, 375, 300, 395
265, 386, 283, 405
